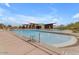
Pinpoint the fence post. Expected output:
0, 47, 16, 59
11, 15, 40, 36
38, 32, 40, 43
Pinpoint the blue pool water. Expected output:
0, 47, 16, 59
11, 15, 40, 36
12, 30, 75, 46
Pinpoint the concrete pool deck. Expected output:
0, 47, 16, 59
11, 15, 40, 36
0, 31, 59, 55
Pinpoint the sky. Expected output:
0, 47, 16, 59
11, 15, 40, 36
0, 3, 79, 26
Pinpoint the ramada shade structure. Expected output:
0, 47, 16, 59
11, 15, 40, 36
22, 23, 55, 29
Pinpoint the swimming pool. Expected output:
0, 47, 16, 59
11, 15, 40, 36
12, 29, 77, 47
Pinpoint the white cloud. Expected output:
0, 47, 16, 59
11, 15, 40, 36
1, 16, 21, 25
0, 7, 61, 25
72, 13, 79, 23
0, 20, 3, 23
0, 14, 60, 25
5, 3, 10, 7
9, 14, 61, 25
73, 13, 79, 19
0, 8, 5, 16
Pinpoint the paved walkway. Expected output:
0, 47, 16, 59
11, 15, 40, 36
0, 31, 57, 55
